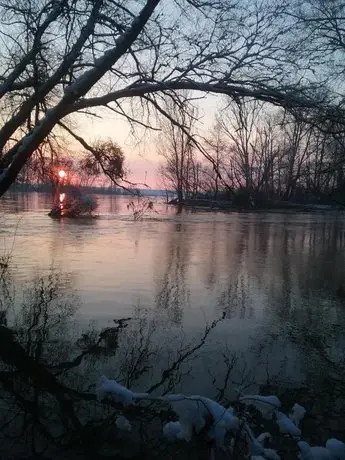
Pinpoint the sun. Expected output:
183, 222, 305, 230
58, 170, 66, 179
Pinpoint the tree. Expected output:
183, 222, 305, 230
217, 99, 282, 200
0, 0, 342, 197
203, 122, 229, 198
277, 111, 314, 200
14, 135, 126, 191
158, 99, 196, 201
199, 100, 345, 206
219, 99, 264, 192
292, 0, 345, 78
76, 139, 125, 187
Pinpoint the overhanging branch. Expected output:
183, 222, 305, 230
58, 121, 149, 191
71, 80, 335, 116
142, 93, 233, 190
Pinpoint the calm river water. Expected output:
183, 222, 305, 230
1, 192, 345, 407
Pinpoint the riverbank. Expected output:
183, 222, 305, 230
168, 198, 345, 212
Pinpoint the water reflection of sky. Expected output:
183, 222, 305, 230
1, 192, 345, 392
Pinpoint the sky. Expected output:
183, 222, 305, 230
75, 94, 221, 188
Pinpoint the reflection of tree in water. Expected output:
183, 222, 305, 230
107, 194, 121, 214
200, 221, 220, 290
0, 265, 236, 459
261, 219, 345, 323
217, 274, 253, 320
245, 219, 345, 438
155, 223, 191, 324
213, 217, 345, 406
216, 217, 345, 326
262, 219, 345, 304
0, 266, 14, 319
215, 221, 254, 320
251, 305, 345, 443
49, 215, 99, 267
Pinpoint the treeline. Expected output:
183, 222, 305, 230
159, 100, 345, 207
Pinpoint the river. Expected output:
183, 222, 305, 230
1, 192, 345, 410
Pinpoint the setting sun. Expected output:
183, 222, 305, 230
58, 170, 66, 179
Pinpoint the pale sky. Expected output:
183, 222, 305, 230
74, 94, 221, 188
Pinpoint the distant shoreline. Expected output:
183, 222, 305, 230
168, 198, 345, 213
5, 187, 345, 212
7, 183, 173, 198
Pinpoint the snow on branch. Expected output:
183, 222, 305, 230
95, 376, 345, 459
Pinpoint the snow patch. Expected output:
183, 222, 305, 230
290, 403, 306, 427
256, 432, 273, 445
298, 441, 332, 459
276, 411, 301, 437
250, 436, 280, 460
164, 394, 186, 402
116, 415, 132, 432
96, 376, 135, 406
170, 395, 239, 445
262, 448, 281, 460
163, 421, 183, 441
325, 438, 345, 460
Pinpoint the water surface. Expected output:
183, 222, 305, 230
1, 192, 345, 398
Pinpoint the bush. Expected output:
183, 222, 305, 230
232, 188, 253, 208
49, 192, 98, 217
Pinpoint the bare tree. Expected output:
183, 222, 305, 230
0, 0, 340, 197
219, 99, 264, 191
203, 122, 229, 198
158, 99, 196, 201
217, 99, 282, 200
210, 100, 345, 204
291, 0, 345, 77
277, 111, 314, 200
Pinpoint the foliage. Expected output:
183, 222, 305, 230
77, 154, 101, 187
92, 140, 125, 179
